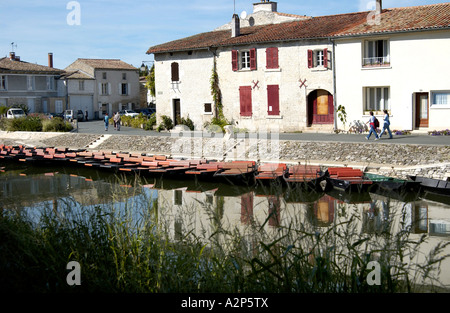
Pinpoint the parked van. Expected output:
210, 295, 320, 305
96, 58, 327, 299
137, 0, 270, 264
6, 108, 26, 119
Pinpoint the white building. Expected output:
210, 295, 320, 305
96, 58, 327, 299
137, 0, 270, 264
334, 1, 450, 132
0, 52, 65, 113
147, 1, 450, 133
65, 59, 141, 119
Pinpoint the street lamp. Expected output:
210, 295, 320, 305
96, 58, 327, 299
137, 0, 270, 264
140, 61, 154, 74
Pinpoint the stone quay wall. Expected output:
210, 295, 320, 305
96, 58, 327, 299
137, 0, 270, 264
1, 131, 449, 180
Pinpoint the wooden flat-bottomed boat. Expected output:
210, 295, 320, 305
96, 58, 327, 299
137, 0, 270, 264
325, 167, 373, 193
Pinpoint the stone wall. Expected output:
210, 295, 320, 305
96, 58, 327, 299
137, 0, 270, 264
1, 131, 449, 180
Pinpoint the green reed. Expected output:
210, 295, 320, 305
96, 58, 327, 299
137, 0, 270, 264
0, 176, 448, 293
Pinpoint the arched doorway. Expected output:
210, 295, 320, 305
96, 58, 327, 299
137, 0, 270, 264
308, 89, 334, 126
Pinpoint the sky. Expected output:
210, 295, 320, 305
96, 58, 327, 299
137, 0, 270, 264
0, 0, 447, 70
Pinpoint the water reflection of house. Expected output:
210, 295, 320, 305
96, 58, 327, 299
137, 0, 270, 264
0, 173, 142, 209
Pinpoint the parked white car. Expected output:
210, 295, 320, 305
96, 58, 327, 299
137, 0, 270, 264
6, 108, 26, 119
119, 110, 139, 118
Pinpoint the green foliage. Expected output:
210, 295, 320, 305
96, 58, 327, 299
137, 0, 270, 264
0, 105, 8, 116
5, 116, 42, 132
0, 115, 72, 132
42, 117, 73, 132
145, 64, 156, 98
0, 176, 448, 293
337, 105, 347, 129
157, 115, 174, 132
210, 59, 223, 119
204, 116, 231, 133
177, 115, 195, 131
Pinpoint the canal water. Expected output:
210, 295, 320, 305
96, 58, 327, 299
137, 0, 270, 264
1, 162, 450, 289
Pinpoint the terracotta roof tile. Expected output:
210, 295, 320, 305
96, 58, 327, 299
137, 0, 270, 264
335, 3, 450, 36
147, 3, 450, 54
74, 58, 138, 70
0, 57, 63, 74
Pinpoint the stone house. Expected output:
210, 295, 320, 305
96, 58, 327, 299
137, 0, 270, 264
146, 1, 359, 132
0, 52, 65, 114
333, 2, 450, 132
147, 1, 450, 133
64, 59, 140, 119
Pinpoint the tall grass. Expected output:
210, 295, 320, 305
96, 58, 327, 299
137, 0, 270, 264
0, 177, 448, 293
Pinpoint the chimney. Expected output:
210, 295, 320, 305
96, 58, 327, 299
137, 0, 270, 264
253, 1, 277, 13
48, 53, 53, 68
376, 0, 382, 15
231, 14, 240, 37
9, 52, 15, 60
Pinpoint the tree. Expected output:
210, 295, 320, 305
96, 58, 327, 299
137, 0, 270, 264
145, 64, 155, 98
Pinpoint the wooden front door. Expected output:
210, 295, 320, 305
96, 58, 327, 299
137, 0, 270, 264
309, 90, 334, 125
415, 93, 429, 128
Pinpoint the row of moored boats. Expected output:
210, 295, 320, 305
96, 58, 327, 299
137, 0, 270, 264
0, 144, 449, 197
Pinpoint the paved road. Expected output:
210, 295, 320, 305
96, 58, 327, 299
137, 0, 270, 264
75, 120, 450, 146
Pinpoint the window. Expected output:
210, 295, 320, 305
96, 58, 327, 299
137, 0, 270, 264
55, 100, 63, 113
79, 80, 84, 91
102, 72, 107, 79
239, 86, 252, 117
432, 91, 450, 107
364, 87, 390, 112
174, 189, 183, 206
122, 73, 127, 80
267, 85, 280, 116
241, 51, 251, 69
204, 103, 212, 114
0, 76, 6, 90
171, 62, 179, 82
232, 48, 257, 71
101, 83, 110, 95
363, 39, 390, 67
266, 47, 279, 69
120, 83, 129, 95
308, 49, 329, 69
46, 77, 54, 90
27, 76, 34, 91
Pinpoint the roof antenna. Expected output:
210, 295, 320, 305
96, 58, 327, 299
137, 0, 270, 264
233, 0, 236, 15
11, 42, 17, 52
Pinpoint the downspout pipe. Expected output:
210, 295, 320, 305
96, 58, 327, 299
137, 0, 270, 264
330, 37, 338, 131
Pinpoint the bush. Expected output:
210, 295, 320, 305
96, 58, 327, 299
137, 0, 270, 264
42, 117, 73, 132
0, 116, 73, 132
157, 115, 174, 132
144, 113, 157, 130
5, 116, 42, 132
177, 116, 194, 131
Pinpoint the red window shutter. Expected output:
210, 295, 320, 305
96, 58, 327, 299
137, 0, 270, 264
266, 47, 279, 69
308, 50, 313, 68
240, 193, 254, 224
250, 48, 257, 70
232, 50, 238, 71
239, 86, 252, 116
323, 48, 328, 69
267, 85, 280, 115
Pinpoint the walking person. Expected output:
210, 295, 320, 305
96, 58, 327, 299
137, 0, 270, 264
85, 110, 88, 122
114, 112, 121, 131
379, 109, 393, 139
104, 113, 109, 131
365, 111, 379, 141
